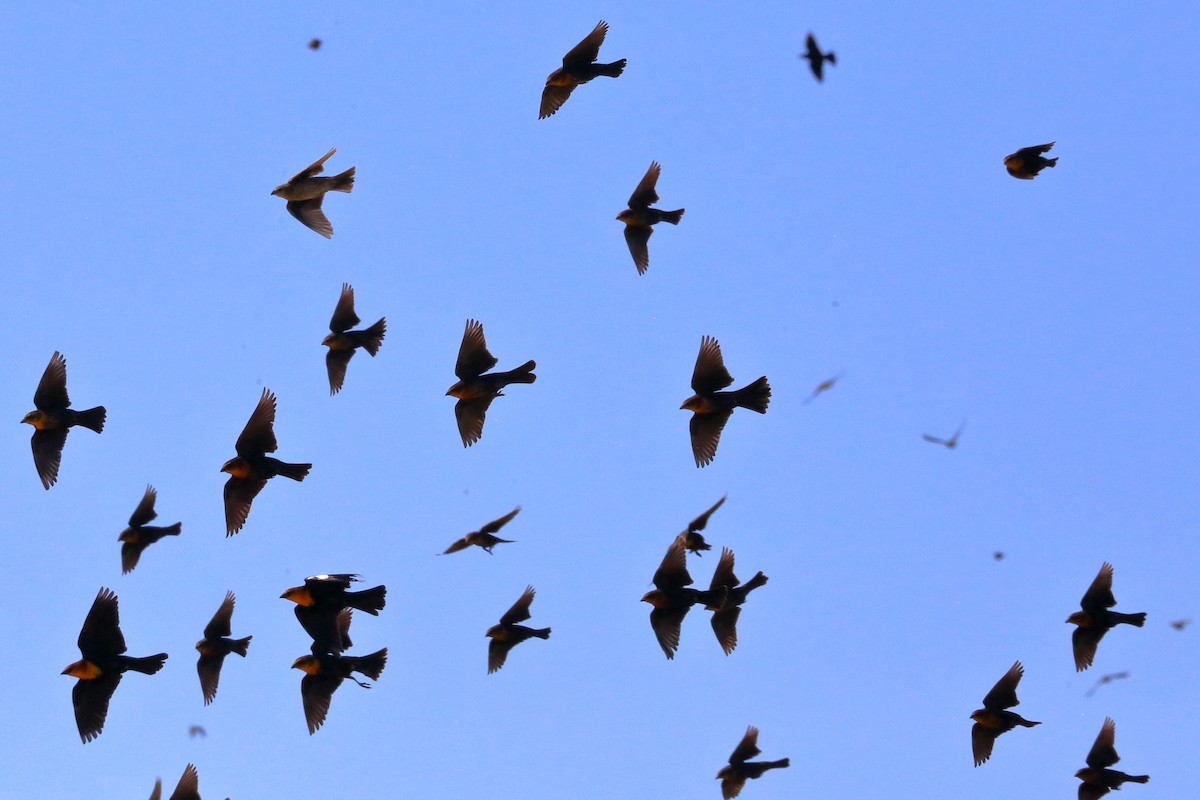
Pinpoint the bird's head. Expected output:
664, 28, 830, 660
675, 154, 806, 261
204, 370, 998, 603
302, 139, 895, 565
484, 624, 502, 640
616, 209, 634, 224
280, 586, 312, 606
1065, 611, 1087, 627
291, 655, 320, 674
680, 395, 705, 412
20, 410, 46, 427
62, 660, 101, 679
321, 333, 336, 347
270, 185, 287, 197
117, 529, 134, 543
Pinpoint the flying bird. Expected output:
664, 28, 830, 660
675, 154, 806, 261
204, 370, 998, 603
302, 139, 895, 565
970, 661, 1040, 766
641, 538, 724, 659
1085, 671, 1129, 698
292, 648, 388, 734
800, 33, 836, 82
187, 725, 206, 738
486, 585, 551, 674
271, 147, 355, 238
676, 495, 726, 556
1004, 142, 1058, 179
616, 161, 684, 274
117, 485, 181, 574
281, 574, 386, 655
21, 351, 106, 489
441, 507, 520, 554
446, 319, 536, 447
1076, 717, 1149, 800
706, 548, 768, 655
147, 763, 201, 800
716, 726, 790, 799
681, 336, 771, 467
322, 283, 386, 395
1067, 562, 1146, 672
1169, 618, 1190, 630
802, 372, 843, 405
539, 20, 626, 119
195, 591, 252, 705
922, 421, 965, 449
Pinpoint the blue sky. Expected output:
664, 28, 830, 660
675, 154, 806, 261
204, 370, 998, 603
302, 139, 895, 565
3, 3, 1198, 798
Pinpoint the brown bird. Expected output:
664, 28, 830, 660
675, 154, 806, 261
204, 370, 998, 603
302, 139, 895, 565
716, 726, 790, 799
446, 319, 537, 447
641, 538, 724, 659
486, 585, 551, 674
1076, 717, 1149, 800
147, 763, 201, 800
281, 574, 386, 655
922, 420, 965, 449
1169, 618, 1190, 630
676, 495, 726, 556
62, 588, 168, 743
1067, 562, 1146, 672
681, 336, 771, 467
616, 161, 684, 275
440, 507, 520, 555
539, 20, 626, 119
187, 725, 206, 738
117, 485, 181, 574
322, 283, 386, 395
292, 648, 388, 734
802, 372, 843, 405
21, 351, 106, 489
220, 388, 311, 536
970, 661, 1040, 766
1004, 142, 1058, 179
271, 147, 355, 238
195, 591, 252, 705
308, 38, 321, 50
706, 547, 769, 655
800, 33, 836, 82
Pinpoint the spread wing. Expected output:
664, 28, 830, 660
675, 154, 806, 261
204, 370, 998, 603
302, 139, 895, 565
287, 197, 333, 239
1085, 717, 1120, 769
128, 484, 159, 527
562, 20, 608, 68
31, 428, 68, 489
499, 586, 536, 626
981, 661, 1024, 710
690, 409, 733, 468
691, 336, 735, 393
78, 588, 126, 659
329, 282, 360, 332
455, 319, 498, 379
729, 725, 762, 763
627, 161, 661, 209
235, 388, 278, 457
289, 147, 336, 183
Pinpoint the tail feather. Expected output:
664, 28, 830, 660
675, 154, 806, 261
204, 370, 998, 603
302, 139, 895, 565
276, 461, 312, 481
826, 52, 837, 65
1045, 157, 1058, 168
734, 376, 771, 413
743, 571, 768, 593
361, 318, 387, 356
76, 406, 107, 433
332, 166, 355, 192
1018, 719, 1041, 728
124, 653, 168, 675
661, 208, 685, 225
598, 59, 626, 78
501, 360, 537, 385
347, 585, 387, 615
352, 647, 388, 680
765, 758, 790, 770
161, 522, 182, 537
532, 627, 551, 640
1116, 611, 1147, 627
231, 636, 252, 657
1125, 775, 1150, 784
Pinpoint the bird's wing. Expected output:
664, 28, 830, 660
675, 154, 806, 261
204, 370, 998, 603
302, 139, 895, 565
128, 484, 159, 527
562, 20, 609, 67
223, 477, 267, 536
454, 396, 495, 447
34, 351, 70, 409
499, 585, 536, 626
1085, 717, 1120, 769
692, 335, 735, 393
480, 506, 521, 535
982, 661, 1024, 710
623, 225, 652, 275
203, 591, 236, 640
287, 197, 333, 239
329, 282, 360, 332
627, 161, 661, 209
455, 319, 498, 379
1080, 562, 1117, 611
289, 147, 336, 182
690, 409, 733, 468
78, 587, 126, 657
31, 427, 68, 489
689, 495, 727, 533
235, 388, 278, 456
729, 725, 762, 763
326, 349, 355, 396
652, 538, 693, 589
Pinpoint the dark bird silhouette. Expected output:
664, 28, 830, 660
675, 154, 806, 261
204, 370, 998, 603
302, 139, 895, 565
1169, 618, 1190, 630
706, 547, 768, 655
281, 574, 386, 655
187, 725, 206, 738
676, 495, 726, 556
1067, 562, 1146, 672
271, 147, 355, 238
717, 726, 790, 799
681, 336, 771, 467
970, 661, 1040, 766
802, 372, 843, 405
220, 388, 311, 536
486, 585, 550, 674
922, 420, 965, 449
800, 33, 836, 82
292, 648, 388, 734
441, 507, 520, 554
1076, 717, 1149, 800
195, 591, 252, 705
62, 588, 167, 743
322, 283, 385, 395
1004, 142, 1057, 179
446, 319, 536, 447
118, 485, 181, 574
641, 538, 724, 659
616, 161, 684, 274
1085, 671, 1129, 698
147, 763, 201, 800
308, 38, 321, 50
21, 351, 105, 489
539, 20, 626, 119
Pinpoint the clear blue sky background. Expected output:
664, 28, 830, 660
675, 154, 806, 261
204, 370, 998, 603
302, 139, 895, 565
3, 3, 1197, 798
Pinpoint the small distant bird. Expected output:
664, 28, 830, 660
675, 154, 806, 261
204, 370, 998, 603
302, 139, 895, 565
1085, 671, 1129, 698
220, 388, 311, 536
717, 725, 790, 799
21, 351, 106, 489
62, 588, 168, 743
195, 591, 252, 706
148, 763, 200, 800
706, 548, 768, 655
676, 495, 726, 556
681, 336, 771, 467
970, 661, 1040, 766
281, 574, 386, 655
308, 38, 321, 50
802, 372, 843, 405
1076, 717, 1149, 800
1004, 142, 1058, 179
292, 648, 388, 734
641, 538, 724, 659
272, 147, 355, 238
440, 507, 520, 555
1067, 562, 1146, 672
800, 33, 836, 82
117, 485, 181, 574
1169, 618, 1190, 630
486, 585, 551, 674
446, 319, 537, 447
187, 725, 206, 738
322, 283, 386, 395
616, 161, 684, 275
540, 20, 626, 119
922, 421, 965, 449
993, 551, 1005, 561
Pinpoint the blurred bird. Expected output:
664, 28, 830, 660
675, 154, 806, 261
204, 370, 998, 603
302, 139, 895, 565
220, 388, 311, 536
993, 551, 1005, 561
616, 161, 684, 274
800, 33, 836, 82
802, 372, 843, 405
1169, 618, 1190, 630
187, 725, 206, 738
21, 351, 106, 489
486, 585, 551, 674
292, 648, 388, 734
1004, 142, 1057, 179
1067, 562, 1146, 672
322, 283, 386, 395
1085, 671, 1129, 698
717, 726, 790, 799
539, 20, 626, 119
1076, 717, 1149, 800
195, 591, 252, 705
922, 421, 965, 449
281, 574, 386, 655
308, 38, 321, 50
446, 319, 536, 447
440, 507, 520, 555
970, 661, 1040, 766
117, 485, 181, 574
641, 538, 724, 659
681, 336, 771, 467
147, 763, 200, 800
271, 147, 355, 238
706, 548, 768, 655
62, 588, 168, 743
676, 495, 726, 556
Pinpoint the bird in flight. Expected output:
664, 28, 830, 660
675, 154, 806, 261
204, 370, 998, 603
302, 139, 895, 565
616, 161, 684, 275
540, 20, 626, 119
272, 147, 355, 237
970, 660, 1040, 766
800, 33, 836, 82
1004, 142, 1058, 179
1067, 562, 1146, 672
681, 336, 770, 467
21, 351, 106, 489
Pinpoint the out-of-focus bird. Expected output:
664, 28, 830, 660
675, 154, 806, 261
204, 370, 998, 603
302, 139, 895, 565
717, 725, 790, 799
922, 421, 965, 449
616, 161, 684, 275
292, 648, 388, 734
195, 591, 252, 705
970, 661, 1040, 766
440, 507, 520, 555
993, 551, 1005, 561
220, 388, 311, 536
187, 725, 206, 738
1004, 142, 1057, 179
800, 33, 836, 82
1076, 717, 1149, 800
271, 147, 355, 238
641, 538, 724, 659
308, 38, 321, 50
147, 763, 201, 800
486, 585, 550, 674
681, 336, 771, 467
1169, 618, 1190, 630
706, 548, 768, 655
539, 20, 626, 119
21, 351, 106, 489
322, 283, 386, 395
1085, 671, 1129, 698
118, 485, 181, 574
62, 588, 168, 743
281, 574, 386, 655
802, 372, 843, 405
446, 320, 536, 447
676, 495, 726, 556
1067, 562, 1146, 672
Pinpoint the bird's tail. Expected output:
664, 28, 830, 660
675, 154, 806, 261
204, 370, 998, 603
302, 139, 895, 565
1045, 158, 1059, 168
743, 571, 769, 594
733, 376, 772, 413
763, 759, 790, 771
1018, 718, 1041, 728
1115, 611, 1147, 627
826, 52, 837, 65
331, 166, 356, 192
347, 585, 387, 615
598, 59, 626, 78
530, 627, 551, 640
1125, 775, 1150, 784
361, 318, 387, 356
160, 522, 182, 537
76, 406, 107, 433
230, 636, 252, 657
499, 360, 537, 385
351, 647, 388, 681
661, 209, 685, 225
276, 461, 312, 482
124, 653, 168, 674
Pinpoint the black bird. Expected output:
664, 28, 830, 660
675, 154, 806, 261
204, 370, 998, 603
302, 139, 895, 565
681, 336, 771, 467
486, 585, 551, 674
446, 319, 536, 447
717, 725, 790, 799
1076, 717, 1149, 799
706, 547, 768, 655
1004, 142, 1058, 179
322, 283, 386, 395
195, 591, 252, 705
676, 495, 726, 556
540, 20, 626, 119
1067, 562, 1146, 672
21, 351, 106, 489
800, 33, 836, 82
281, 574, 386, 655
441, 507, 521, 555
970, 661, 1040, 766
616, 161, 684, 275
292, 648, 388, 734
641, 538, 725, 659
118, 485, 181, 574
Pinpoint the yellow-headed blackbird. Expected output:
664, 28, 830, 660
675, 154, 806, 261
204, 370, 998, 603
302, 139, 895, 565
970, 661, 1040, 766
62, 588, 167, 743
1067, 562, 1146, 672
676, 495, 726, 556
486, 585, 550, 674
616, 162, 684, 275
281, 574, 386, 654
147, 763, 201, 800
717, 726, 790, 799
195, 591, 252, 705
641, 538, 725, 659
681, 336, 771, 467
922, 420, 965, 449
271, 147, 355, 238
118, 485, 181, 574
706, 548, 768, 655
1076, 717, 1149, 800
323, 283, 386, 396
1004, 142, 1057, 179
292, 648, 388, 734
802, 372, 843, 405
539, 20, 626, 119
446, 319, 536, 447
441, 506, 520, 554
221, 388, 311, 536
800, 33, 836, 82
21, 351, 106, 489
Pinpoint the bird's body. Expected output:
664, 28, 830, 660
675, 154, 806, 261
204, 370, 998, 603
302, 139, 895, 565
970, 661, 1040, 766
221, 388, 311, 535
117, 485, 181, 574
195, 591, 251, 705
442, 507, 520, 554
446, 320, 536, 447
801, 33, 836, 81
486, 585, 550, 673
617, 161, 684, 274
681, 336, 770, 467
322, 283, 385, 395
22, 351, 106, 489
717, 726, 790, 799
292, 648, 388, 734
272, 147, 355, 237
1067, 562, 1146, 671
1004, 142, 1057, 179
540, 21, 626, 119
